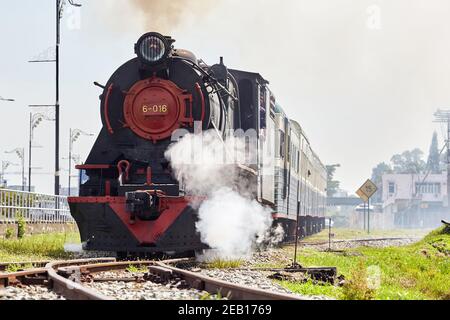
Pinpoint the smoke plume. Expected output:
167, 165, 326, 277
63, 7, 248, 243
130, 0, 214, 33
165, 130, 280, 260
197, 187, 273, 259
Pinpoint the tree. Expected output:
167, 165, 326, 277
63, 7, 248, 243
427, 132, 441, 174
326, 164, 341, 197
391, 149, 426, 174
371, 162, 393, 203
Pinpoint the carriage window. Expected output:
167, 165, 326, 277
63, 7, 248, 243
287, 135, 291, 162
279, 130, 285, 158
259, 86, 267, 130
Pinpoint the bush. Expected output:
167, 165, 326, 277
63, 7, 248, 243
341, 261, 376, 300
5, 227, 14, 239
17, 216, 26, 239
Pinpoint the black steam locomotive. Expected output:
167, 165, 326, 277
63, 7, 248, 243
69, 32, 327, 255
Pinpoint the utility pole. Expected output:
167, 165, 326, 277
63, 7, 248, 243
29, 113, 32, 192
55, 0, 61, 196
293, 202, 301, 267
328, 218, 332, 251
434, 109, 450, 209
56, 0, 82, 195
30, 0, 81, 196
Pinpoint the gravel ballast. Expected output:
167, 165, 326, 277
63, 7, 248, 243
0, 285, 65, 300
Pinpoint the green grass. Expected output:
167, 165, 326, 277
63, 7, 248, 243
203, 259, 244, 269
0, 232, 80, 262
277, 227, 450, 300
200, 291, 229, 300
126, 265, 149, 273
280, 279, 342, 298
5, 263, 34, 273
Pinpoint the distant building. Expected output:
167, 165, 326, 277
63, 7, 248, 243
382, 173, 449, 228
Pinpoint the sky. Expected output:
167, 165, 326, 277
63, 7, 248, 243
0, 0, 449, 195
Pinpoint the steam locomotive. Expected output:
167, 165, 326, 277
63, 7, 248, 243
68, 32, 327, 255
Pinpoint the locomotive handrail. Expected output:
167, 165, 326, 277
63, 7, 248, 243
104, 83, 115, 134
195, 82, 206, 122
173, 56, 238, 102
117, 160, 131, 184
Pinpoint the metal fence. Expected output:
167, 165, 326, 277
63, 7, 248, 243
0, 189, 74, 224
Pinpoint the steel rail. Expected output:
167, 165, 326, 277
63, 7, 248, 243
72, 259, 306, 300
45, 258, 116, 300
298, 236, 421, 246
0, 268, 48, 287
0, 261, 50, 272
72, 258, 191, 275
154, 262, 306, 300
2, 258, 309, 300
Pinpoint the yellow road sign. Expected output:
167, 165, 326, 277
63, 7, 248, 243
356, 188, 369, 202
356, 179, 378, 201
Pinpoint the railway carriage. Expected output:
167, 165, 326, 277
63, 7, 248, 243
271, 107, 327, 241
69, 32, 326, 255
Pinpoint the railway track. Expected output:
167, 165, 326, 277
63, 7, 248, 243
0, 261, 50, 273
298, 236, 421, 246
2, 236, 420, 300
0, 258, 307, 300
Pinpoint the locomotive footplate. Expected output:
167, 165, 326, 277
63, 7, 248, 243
68, 195, 207, 253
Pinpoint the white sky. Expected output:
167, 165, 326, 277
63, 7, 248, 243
0, 0, 449, 194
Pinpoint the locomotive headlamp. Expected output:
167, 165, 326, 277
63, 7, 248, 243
135, 32, 171, 65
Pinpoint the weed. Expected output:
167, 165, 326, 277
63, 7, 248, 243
204, 259, 243, 269
17, 216, 26, 239
5, 263, 33, 273
126, 265, 148, 273
200, 291, 228, 300
5, 227, 14, 239
341, 261, 376, 300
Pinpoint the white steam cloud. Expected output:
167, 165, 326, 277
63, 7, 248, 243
165, 129, 280, 260
197, 187, 273, 259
